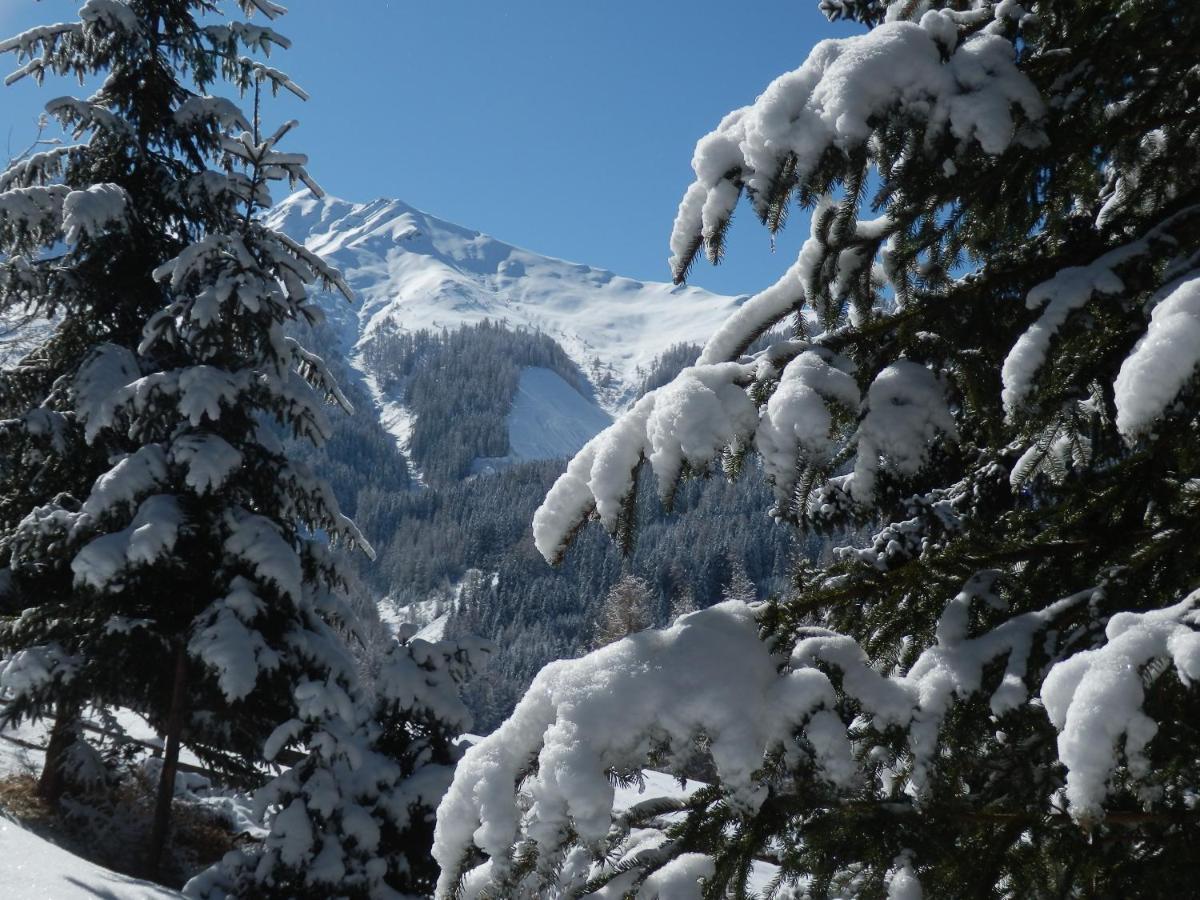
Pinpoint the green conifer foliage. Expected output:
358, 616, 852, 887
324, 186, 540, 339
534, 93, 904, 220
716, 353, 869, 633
436, 1, 1200, 896
0, 0, 371, 875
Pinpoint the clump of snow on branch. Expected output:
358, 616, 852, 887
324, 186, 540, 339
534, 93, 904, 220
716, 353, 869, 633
756, 348, 859, 505
850, 360, 957, 502
1002, 209, 1198, 416
188, 578, 281, 703
170, 433, 244, 494
895, 580, 1091, 794
434, 556, 1171, 897
643, 364, 759, 487
77, 445, 168, 518
0, 642, 80, 697
375, 631, 493, 736
668, 16, 1044, 279
1041, 591, 1200, 822
533, 354, 958, 559
188, 632, 492, 900
175, 95, 252, 133
1001, 245, 1137, 415
71, 494, 183, 590
61, 182, 128, 244
433, 580, 1099, 896
532, 363, 757, 561
886, 853, 924, 900
1113, 274, 1200, 439
78, 0, 140, 34
0, 185, 70, 246
637, 853, 717, 900
432, 601, 843, 896
74, 344, 142, 441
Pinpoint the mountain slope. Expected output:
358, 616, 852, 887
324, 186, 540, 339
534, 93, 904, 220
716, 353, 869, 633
474, 367, 613, 474
266, 191, 744, 413
262, 193, 806, 732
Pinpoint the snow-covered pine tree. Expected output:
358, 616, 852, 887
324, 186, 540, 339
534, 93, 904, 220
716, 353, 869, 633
0, 0, 373, 875
434, 0, 1200, 896
667, 573, 698, 624
592, 573, 655, 648
187, 629, 493, 899
721, 558, 758, 605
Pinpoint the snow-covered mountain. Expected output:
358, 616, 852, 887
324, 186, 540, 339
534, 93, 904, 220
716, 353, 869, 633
472, 367, 614, 474
266, 192, 743, 459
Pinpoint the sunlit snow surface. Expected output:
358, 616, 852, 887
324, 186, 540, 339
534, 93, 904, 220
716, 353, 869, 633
508, 368, 612, 458
0, 712, 261, 897
473, 367, 613, 473
266, 191, 745, 414
0, 819, 182, 898
0, 716, 183, 898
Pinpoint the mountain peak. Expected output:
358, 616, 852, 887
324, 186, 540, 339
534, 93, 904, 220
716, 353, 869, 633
270, 190, 745, 407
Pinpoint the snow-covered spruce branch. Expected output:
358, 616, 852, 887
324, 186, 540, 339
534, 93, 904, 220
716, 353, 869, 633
0, 133, 70, 189
434, 577, 1199, 896
525, 219, 957, 564
472, 0, 1197, 896
186, 632, 494, 899
532, 343, 957, 563
667, 7, 1044, 285
1001, 204, 1200, 418
533, 5, 1054, 564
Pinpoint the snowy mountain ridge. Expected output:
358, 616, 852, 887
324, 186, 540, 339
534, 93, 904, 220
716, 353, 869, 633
266, 191, 745, 415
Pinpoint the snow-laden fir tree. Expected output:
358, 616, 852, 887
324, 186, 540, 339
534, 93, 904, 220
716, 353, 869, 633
186, 628, 493, 899
0, 0, 374, 875
721, 558, 758, 606
434, 0, 1200, 897
667, 572, 698, 624
592, 573, 655, 648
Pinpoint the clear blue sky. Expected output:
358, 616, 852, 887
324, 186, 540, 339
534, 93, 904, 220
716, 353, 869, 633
0, 2, 857, 296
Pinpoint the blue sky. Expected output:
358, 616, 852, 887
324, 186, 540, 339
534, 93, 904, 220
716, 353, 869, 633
0, 2, 857, 296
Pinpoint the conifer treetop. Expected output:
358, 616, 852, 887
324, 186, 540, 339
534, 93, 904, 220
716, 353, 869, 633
0, 0, 370, 799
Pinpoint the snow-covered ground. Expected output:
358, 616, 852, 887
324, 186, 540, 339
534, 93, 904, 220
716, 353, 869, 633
354, 356, 426, 485
0, 818, 182, 899
0, 711, 261, 899
377, 594, 451, 637
507, 367, 612, 459
377, 570, 498, 641
0, 714, 182, 899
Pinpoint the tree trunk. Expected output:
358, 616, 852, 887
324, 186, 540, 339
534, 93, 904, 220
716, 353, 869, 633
37, 701, 79, 807
147, 642, 188, 879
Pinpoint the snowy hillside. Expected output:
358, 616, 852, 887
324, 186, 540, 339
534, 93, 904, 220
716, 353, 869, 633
0, 820, 182, 899
473, 367, 613, 473
266, 191, 744, 419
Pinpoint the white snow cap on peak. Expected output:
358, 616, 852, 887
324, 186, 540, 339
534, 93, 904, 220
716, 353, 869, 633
266, 189, 744, 406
